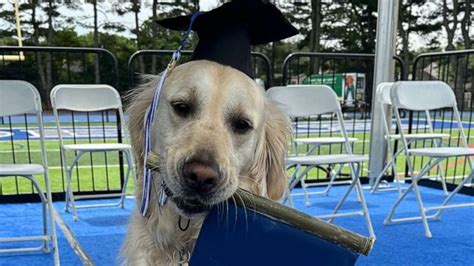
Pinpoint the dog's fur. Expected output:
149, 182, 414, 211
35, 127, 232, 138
122, 60, 289, 265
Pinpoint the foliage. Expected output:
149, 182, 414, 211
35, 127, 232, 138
0, 1, 471, 95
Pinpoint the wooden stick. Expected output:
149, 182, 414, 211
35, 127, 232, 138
146, 151, 375, 256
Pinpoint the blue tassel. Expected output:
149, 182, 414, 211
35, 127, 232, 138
140, 12, 202, 217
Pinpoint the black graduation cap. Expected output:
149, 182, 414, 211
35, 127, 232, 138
157, 0, 298, 78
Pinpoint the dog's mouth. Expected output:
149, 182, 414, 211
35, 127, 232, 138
172, 197, 212, 216
162, 182, 213, 216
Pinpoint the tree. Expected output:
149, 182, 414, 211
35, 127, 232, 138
44, 0, 59, 95
397, 0, 442, 66
132, 0, 141, 52
459, 0, 472, 49
88, 0, 101, 82
30, 1, 48, 102
151, 0, 159, 74
112, 0, 144, 72
309, 0, 322, 53
442, 0, 461, 51
321, 1, 378, 53
270, 2, 311, 78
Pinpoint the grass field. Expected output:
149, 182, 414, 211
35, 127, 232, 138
0, 137, 135, 195
1, 121, 472, 196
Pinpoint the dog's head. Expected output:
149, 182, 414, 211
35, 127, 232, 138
127, 60, 289, 217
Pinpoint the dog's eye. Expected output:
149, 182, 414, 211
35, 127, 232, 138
232, 119, 252, 134
171, 102, 192, 117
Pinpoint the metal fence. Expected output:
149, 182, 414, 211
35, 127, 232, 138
128, 50, 273, 89
0, 46, 125, 202
1, 47, 472, 201
281, 52, 405, 181
410, 49, 473, 192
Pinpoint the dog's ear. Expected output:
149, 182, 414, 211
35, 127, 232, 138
249, 99, 290, 200
124, 79, 159, 199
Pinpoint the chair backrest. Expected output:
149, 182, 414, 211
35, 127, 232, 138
267, 85, 354, 155
0, 80, 48, 168
390, 81, 456, 111
50, 84, 122, 112
50, 84, 126, 148
376, 82, 394, 105
391, 81, 471, 157
0, 80, 42, 116
266, 85, 340, 117
375, 82, 396, 137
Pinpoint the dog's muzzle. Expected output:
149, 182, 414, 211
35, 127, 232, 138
169, 159, 225, 216
182, 160, 220, 194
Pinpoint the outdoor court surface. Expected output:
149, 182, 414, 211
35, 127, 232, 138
1, 112, 472, 194
0, 185, 472, 265
2, 112, 474, 140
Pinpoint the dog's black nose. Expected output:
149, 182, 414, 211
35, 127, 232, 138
183, 162, 219, 193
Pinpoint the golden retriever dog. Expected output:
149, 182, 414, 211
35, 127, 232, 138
121, 60, 289, 265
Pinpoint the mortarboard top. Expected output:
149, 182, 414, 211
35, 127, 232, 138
156, 0, 298, 78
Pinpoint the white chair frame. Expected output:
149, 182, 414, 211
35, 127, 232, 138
50, 84, 134, 221
384, 81, 474, 238
370, 82, 449, 195
267, 85, 375, 239
289, 136, 359, 205
0, 80, 60, 265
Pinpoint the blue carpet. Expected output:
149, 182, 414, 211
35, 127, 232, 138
0, 186, 473, 265
0, 199, 132, 265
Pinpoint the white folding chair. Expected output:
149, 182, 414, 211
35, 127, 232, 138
384, 81, 474, 238
370, 82, 450, 194
290, 132, 358, 206
267, 85, 375, 239
0, 80, 60, 265
50, 84, 134, 221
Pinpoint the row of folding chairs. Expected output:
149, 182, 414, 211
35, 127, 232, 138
0, 80, 135, 264
378, 81, 473, 238
370, 82, 449, 195
269, 81, 473, 239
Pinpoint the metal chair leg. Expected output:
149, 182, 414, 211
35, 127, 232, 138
432, 138, 449, 196
6, 174, 60, 264
327, 170, 357, 223
41, 199, 48, 252
289, 165, 312, 207
323, 162, 375, 239
323, 165, 341, 196
390, 156, 403, 195
371, 152, 396, 193
44, 176, 60, 266
283, 165, 299, 208
411, 178, 432, 238
352, 162, 375, 238
433, 171, 474, 219
384, 158, 439, 238
59, 150, 70, 213
438, 164, 449, 196
347, 161, 362, 203
285, 186, 294, 208
371, 148, 405, 194
28, 175, 50, 252
355, 177, 375, 239
300, 177, 311, 207
119, 150, 134, 208
66, 151, 85, 221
